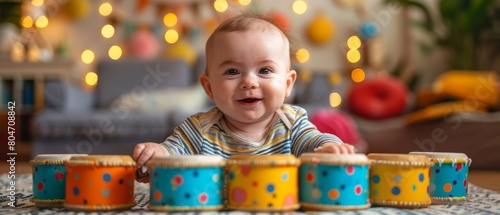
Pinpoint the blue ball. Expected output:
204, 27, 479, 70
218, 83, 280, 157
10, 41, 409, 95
359, 21, 380, 40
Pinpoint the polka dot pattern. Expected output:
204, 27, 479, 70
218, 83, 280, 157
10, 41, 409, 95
300, 163, 369, 207
149, 166, 224, 208
32, 164, 68, 201
64, 165, 136, 209
229, 162, 298, 210
428, 159, 469, 201
370, 164, 430, 205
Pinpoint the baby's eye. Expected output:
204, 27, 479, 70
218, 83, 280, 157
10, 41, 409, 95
225, 69, 239, 75
259, 68, 272, 74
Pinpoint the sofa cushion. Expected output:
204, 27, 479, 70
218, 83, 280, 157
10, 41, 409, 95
44, 80, 93, 112
34, 110, 170, 139
113, 85, 207, 114
96, 59, 193, 108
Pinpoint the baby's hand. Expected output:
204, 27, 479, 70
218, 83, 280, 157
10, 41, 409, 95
314, 142, 356, 154
133, 142, 169, 183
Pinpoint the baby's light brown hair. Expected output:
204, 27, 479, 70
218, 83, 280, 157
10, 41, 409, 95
204, 13, 295, 75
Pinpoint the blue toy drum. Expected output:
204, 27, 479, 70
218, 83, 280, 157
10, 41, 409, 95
147, 155, 225, 211
410, 152, 471, 204
299, 153, 371, 210
30, 154, 86, 208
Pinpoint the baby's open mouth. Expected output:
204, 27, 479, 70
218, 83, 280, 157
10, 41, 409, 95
239, 98, 261, 103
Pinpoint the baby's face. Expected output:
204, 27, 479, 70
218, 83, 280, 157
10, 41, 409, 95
201, 23, 296, 125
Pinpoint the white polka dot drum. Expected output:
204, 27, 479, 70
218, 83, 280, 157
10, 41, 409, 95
29, 154, 87, 208
410, 152, 471, 204
146, 155, 226, 211
63, 155, 136, 211
299, 153, 371, 210
226, 154, 300, 212
368, 153, 434, 208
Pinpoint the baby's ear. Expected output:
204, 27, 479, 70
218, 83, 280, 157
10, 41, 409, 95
285, 70, 297, 97
199, 73, 214, 100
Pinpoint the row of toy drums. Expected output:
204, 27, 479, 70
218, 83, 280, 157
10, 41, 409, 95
30, 152, 471, 212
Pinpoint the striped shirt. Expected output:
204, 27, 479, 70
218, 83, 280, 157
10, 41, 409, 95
160, 104, 343, 158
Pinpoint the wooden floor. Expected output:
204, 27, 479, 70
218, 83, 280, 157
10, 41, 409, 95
1, 162, 499, 192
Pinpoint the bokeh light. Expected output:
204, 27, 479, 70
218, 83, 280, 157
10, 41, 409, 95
351, 68, 365, 83
293, 0, 307, 15
164, 29, 179, 44
11, 42, 25, 62
35, 15, 48, 28
81, 49, 95, 64
101, 24, 115, 38
328, 72, 342, 86
296, 48, 310, 63
347, 35, 361, 50
347, 49, 361, 63
85, 71, 98, 87
163, 13, 177, 27
21, 16, 33, 28
214, 0, 228, 12
329, 92, 342, 108
238, 0, 252, 6
99, 3, 113, 16
31, 0, 44, 6
108, 45, 122, 60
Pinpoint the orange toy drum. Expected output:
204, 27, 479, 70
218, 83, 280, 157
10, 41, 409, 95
226, 154, 300, 212
368, 153, 434, 208
64, 155, 136, 211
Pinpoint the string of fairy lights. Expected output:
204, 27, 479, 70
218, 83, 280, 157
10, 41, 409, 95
14, 0, 372, 109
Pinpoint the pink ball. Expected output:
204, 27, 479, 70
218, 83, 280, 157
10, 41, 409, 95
128, 30, 159, 59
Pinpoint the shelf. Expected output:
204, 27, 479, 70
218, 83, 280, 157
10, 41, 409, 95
0, 61, 78, 81
0, 61, 79, 158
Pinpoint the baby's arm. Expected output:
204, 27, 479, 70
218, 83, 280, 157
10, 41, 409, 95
313, 142, 355, 154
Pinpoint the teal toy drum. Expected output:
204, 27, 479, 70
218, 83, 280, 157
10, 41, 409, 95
147, 155, 225, 211
299, 153, 371, 210
410, 152, 471, 204
30, 154, 86, 208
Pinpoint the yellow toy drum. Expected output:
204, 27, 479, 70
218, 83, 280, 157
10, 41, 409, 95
410, 152, 471, 204
226, 154, 300, 212
64, 155, 136, 211
368, 153, 434, 208
30, 154, 86, 208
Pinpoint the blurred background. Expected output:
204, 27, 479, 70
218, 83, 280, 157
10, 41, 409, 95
2, 0, 498, 87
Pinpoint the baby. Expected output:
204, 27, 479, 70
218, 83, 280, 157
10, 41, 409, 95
134, 13, 355, 182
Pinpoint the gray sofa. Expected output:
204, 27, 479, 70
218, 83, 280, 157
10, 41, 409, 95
33, 58, 211, 156
32, 60, 346, 157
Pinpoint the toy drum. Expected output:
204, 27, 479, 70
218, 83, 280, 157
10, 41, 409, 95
226, 154, 300, 212
30, 154, 86, 208
64, 155, 136, 211
410, 152, 471, 204
368, 153, 434, 208
299, 153, 371, 210
147, 155, 225, 211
